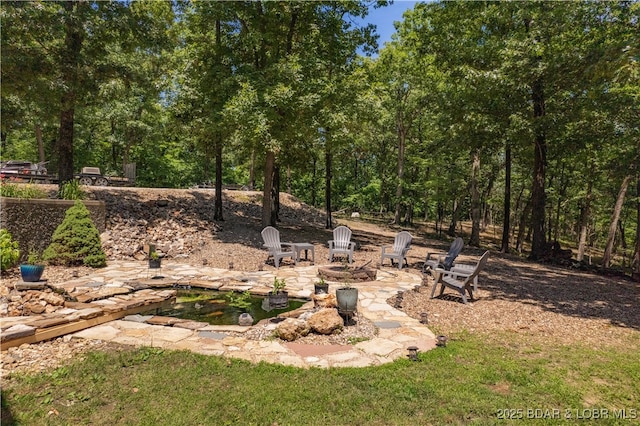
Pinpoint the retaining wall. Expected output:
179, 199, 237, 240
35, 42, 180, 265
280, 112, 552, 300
0, 198, 106, 259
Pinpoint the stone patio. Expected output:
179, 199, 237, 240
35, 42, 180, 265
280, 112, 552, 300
1, 261, 436, 368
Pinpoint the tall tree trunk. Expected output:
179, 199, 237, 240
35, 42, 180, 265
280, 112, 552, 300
35, 124, 45, 163
447, 199, 459, 236
437, 201, 445, 236
213, 19, 224, 221
480, 163, 499, 232
110, 119, 118, 168
529, 76, 547, 260
632, 175, 640, 282
214, 134, 223, 221
510, 185, 525, 241
469, 150, 481, 246
325, 144, 333, 229
353, 155, 358, 183
576, 177, 593, 261
262, 150, 275, 227
403, 201, 413, 225
123, 106, 143, 174
249, 149, 256, 190
202, 139, 211, 183
57, 1, 84, 187
58, 100, 75, 185
602, 175, 633, 268
553, 163, 566, 242
393, 126, 406, 225
547, 209, 553, 243
516, 197, 532, 253
311, 155, 317, 207
501, 142, 511, 253
271, 165, 280, 224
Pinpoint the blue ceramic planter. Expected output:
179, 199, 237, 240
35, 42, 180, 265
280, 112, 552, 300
20, 264, 45, 282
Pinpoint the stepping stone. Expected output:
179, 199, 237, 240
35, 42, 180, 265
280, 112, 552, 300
188, 279, 224, 290
198, 331, 228, 340
284, 342, 353, 357
136, 277, 176, 288
70, 308, 104, 320
123, 280, 151, 290
356, 337, 403, 357
123, 314, 154, 323
1, 324, 35, 342
374, 320, 402, 329
77, 288, 132, 303
64, 301, 98, 310
173, 320, 209, 330
28, 317, 70, 329
146, 316, 184, 326
75, 294, 97, 303
14, 281, 47, 291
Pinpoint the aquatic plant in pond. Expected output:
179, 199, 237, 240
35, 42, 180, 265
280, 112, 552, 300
225, 290, 252, 312
147, 289, 305, 325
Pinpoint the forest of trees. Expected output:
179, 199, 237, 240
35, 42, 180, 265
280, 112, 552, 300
1, 1, 638, 275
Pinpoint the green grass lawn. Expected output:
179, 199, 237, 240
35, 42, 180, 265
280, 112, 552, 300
2, 331, 639, 425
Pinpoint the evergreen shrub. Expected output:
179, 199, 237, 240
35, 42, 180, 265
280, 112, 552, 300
43, 200, 107, 267
0, 229, 20, 271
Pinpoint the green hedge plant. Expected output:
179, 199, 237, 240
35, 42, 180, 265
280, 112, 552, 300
0, 182, 47, 199
0, 229, 20, 271
58, 180, 86, 200
43, 200, 107, 267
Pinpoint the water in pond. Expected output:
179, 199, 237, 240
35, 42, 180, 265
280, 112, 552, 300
146, 289, 306, 326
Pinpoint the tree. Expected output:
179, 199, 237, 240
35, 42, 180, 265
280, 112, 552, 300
2, 1, 175, 187
603, 175, 634, 268
373, 43, 430, 225
219, 1, 378, 227
401, 1, 638, 261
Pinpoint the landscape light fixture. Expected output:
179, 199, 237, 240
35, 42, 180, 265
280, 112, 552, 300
436, 335, 448, 347
394, 291, 404, 309
407, 346, 419, 361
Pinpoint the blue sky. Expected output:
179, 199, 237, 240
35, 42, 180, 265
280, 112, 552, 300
362, 1, 422, 50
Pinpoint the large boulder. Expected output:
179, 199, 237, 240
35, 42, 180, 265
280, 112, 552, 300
40, 291, 65, 306
24, 300, 46, 314
275, 318, 310, 342
312, 293, 337, 309
308, 308, 343, 335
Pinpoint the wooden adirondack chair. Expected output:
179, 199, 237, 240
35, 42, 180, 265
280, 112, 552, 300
430, 251, 489, 304
381, 231, 412, 270
328, 226, 356, 264
261, 226, 295, 268
423, 237, 464, 273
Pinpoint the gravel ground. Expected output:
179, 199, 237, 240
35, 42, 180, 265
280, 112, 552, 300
2, 186, 639, 376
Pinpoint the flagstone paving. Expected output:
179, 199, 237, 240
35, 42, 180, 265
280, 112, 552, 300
4, 262, 437, 368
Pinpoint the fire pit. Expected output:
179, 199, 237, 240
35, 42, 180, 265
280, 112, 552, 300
317, 263, 377, 282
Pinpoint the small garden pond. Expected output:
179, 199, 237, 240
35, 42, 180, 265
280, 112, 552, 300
144, 289, 306, 326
